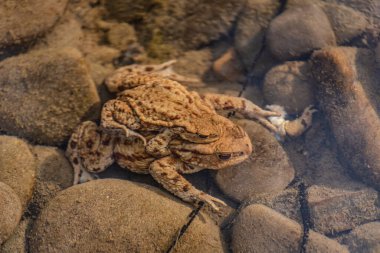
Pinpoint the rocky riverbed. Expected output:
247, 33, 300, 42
0, 0, 379, 252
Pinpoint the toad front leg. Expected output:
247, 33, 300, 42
66, 121, 115, 184
149, 156, 226, 211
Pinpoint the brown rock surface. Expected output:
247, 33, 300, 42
234, 0, 280, 68
232, 204, 349, 253
215, 120, 294, 202
267, 4, 336, 60
263, 61, 316, 115
0, 135, 36, 208
307, 185, 380, 234
320, 2, 368, 44
341, 222, 380, 253
0, 219, 30, 253
30, 179, 224, 253
0, 48, 100, 145
311, 47, 380, 190
0, 182, 23, 245
0, 0, 68, 58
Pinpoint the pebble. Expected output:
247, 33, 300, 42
232, 204, 349, 253
215, 120, 295, 202
0, 182, 22, 245
267, 4, 336, 60
234, 0, 280, 68
341, 222, 380, 253
311, 47, 380, 190
32, 146, 73, 189
0, 0, 68, 58
0, 219, 30, 253
0, 135, 36, 208
0, 48, 101, 145
212, 48, 245, 82
244, 188, 302, 223
320, 2, 368, 44
30, 179, 224, 253
263, 61, 316, 115
307, 185, 380, 234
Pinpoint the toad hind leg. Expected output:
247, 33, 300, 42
66, 121, 115, 184
101, 99, 147, 145
200, 93, 280, 133
149, 156, 226, 212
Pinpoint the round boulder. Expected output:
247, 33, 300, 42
215, 120, 295, 202
0, 182, 22, 245
267, 4, 336, 61
0, 0, 68, 57
0, 48, 100, 145
263, 61, 316, 115
0, 135, 36, 208
30, 179, 224, 253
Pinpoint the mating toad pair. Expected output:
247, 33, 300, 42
66, 61, 315, 211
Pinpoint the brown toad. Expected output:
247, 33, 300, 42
66, 67, 315, 211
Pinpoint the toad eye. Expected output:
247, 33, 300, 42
217, 153, 232, 160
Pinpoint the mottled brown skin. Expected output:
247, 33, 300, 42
66, 66, 315, 211
66, 118, 251, 211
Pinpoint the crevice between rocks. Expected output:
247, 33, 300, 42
297, 178, 313, 253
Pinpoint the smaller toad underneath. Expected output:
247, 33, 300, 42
66, 70, 315, 211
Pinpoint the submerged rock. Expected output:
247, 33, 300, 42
320, 2, 368, 44
263, 61, 316, 115
307, 185, 380, 234
0, 48, 100, 145
0, 0, 68, 58
311, 47, 380, 190
30, 179, 224, 253
0, 135, 36, 208
232, 204, 349, 253
341, 222, 380, 253
267, 4, 336, 60
234, 0, 280, 68
0, 218, 30, 253
215, 120, 295, 202
0, 182, 22, 245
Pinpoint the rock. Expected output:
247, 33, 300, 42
341, 222, 380, 253
263, 61, 316, 115
0, 219, 30, 253
173, 49, 213, 83
320, 2, 368, 44
311, 47, 380, 190
106, 22, 138, 51
267, 4, 336, 61
0, 182, 23, 245
212, 48, 245, 82
32, 146, 73, 189
33, 12, 84, 51
234, 0, 280, 68
0, 0, 68, 58
320, 0, 380, 26
0, 136, 36, 208
106, 0, 245, 50
232, 204, 349, 253
307, 185, 380, 234
30, 179, 224, 253
215, 120, 295, 202
244, 189, 302, 222
376, 43, 380, 68
0, 48, 101, 145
